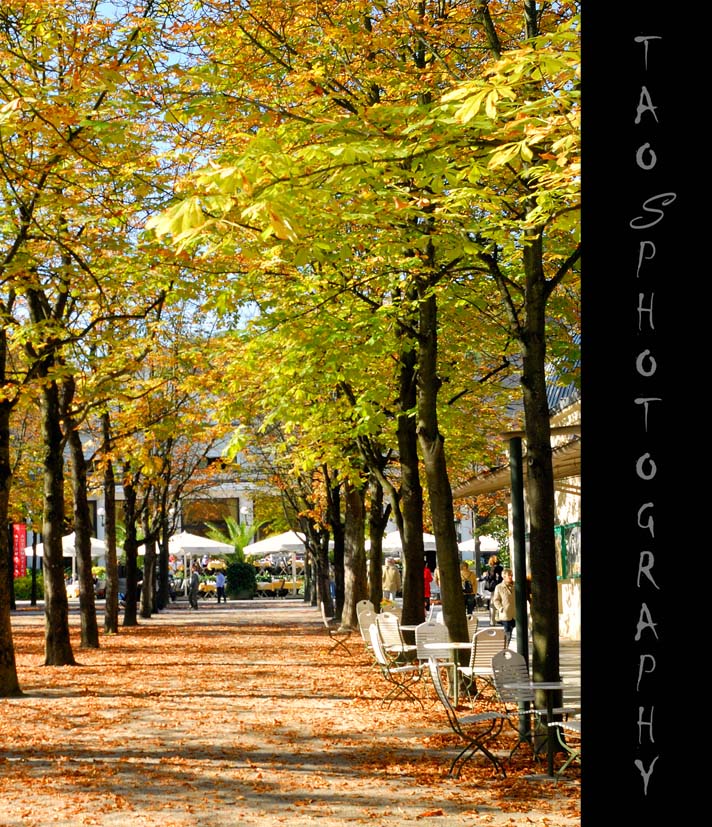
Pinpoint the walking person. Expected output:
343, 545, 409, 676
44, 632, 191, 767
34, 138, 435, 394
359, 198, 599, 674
480, 555, 503, 624
382, 558, 402, 602
423, 563, 433, 613
460, 561, 478, 615
188, 563, 200, 610
492, 568, 516, 648
215, 569, 226, 603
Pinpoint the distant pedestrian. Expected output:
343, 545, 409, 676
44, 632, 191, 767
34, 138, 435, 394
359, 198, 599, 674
492, 568, 516, 648
480, 555, 503, 624
382, 558, 402, 601
188, 564, 200, 610
215, 570, 226, 603
460, 562, 478, 614
423, 563, 433, 612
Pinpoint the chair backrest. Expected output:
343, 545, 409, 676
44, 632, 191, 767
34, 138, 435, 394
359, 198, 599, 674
356, 599, 375, 618
427, 605, 444, 623
369, 623, 391, 669
415, 621, 451, 663
375, 612, 405, 651
491, 648, 534, 706
427, 657, 459, 730
320, 600, 334, 630
469, 626, 506, 671
358, 608, 377, 645
467, 614, 479, 640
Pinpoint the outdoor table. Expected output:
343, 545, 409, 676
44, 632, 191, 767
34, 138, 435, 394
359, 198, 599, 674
423, 641, 472, 705
503, 680, 565, 778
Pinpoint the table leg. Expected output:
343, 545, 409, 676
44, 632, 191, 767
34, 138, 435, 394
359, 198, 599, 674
547, 694, 555, 777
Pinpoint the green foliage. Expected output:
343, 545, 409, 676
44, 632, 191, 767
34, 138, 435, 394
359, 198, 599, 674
13, 574, 44, 600
206, 516, 263, 563
225, 560, 258, 597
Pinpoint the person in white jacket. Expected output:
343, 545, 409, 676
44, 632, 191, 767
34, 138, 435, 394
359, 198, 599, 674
382, 558, 402, 601
492, 568, 516, 648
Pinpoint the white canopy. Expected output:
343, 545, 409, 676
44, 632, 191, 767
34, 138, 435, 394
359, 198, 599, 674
366, 530, 438, 555
458, 535, 499, 553
245, 531, 309, 555
24, 532, 116, 558
168, 531, 234, 557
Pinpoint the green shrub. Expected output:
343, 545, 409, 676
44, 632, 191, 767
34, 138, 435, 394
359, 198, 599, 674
14, 573, 45, 600
226, 561, 257, 598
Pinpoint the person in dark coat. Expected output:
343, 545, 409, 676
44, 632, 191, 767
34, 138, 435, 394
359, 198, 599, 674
480, 555, 503, 623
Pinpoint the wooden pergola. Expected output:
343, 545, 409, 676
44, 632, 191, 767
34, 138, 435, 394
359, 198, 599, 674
452, 426, 581, 499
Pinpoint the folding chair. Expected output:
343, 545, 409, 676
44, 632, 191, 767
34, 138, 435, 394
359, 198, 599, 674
320, 601, 352, 656
547, 719, 581, 780
427, 658, 507, 778
457, 626, 505, 701
375, 612, 416, 663
369, 624, 423, 707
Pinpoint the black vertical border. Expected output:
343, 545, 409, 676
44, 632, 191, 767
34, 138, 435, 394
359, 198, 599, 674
582, 0, 691, 820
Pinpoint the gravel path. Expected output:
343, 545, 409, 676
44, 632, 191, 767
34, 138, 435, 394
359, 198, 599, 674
2, 599, 581, 827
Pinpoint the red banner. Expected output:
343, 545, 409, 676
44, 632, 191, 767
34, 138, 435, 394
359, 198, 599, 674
13, 523, 27, 578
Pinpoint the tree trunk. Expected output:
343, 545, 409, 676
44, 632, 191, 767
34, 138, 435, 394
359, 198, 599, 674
0, 384, 22, 696
367, 474, 389, 610
395, 344, 427, 629
140, 529, 156, 620
102, 414, 119, 634
416, 286, 468, 644
66, 413, 100, 649
342, 482, 368, 630
326, 474, 345, 620
522, 240, 561, 694
38, 379, 76, 665
121, 472, 140, 627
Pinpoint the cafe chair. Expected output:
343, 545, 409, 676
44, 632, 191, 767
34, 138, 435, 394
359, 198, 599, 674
427, 657, 507, 778
491, 649, 579, 764
547, 719, 581, 780
356, 599, 375, 618
457, 626, 505, 701
375, 612, 417, 663
368, 624, 423, 708
357, 608, 378, 660
320, 600, 352, 656
414, 621, 455, 689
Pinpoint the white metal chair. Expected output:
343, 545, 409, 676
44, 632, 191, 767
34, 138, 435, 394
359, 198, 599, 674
491, 649, 579, 765
414, 621, 454, 689
375, 612, 416, 663
466, 614, 479, 640
547, 719, 581, 780
357, 608, 378, 656
320, 600, 352, 656
457, 626, 506, 700
427, 658, 507, 778
356, 599, 375, 618
369, 624, 423, 707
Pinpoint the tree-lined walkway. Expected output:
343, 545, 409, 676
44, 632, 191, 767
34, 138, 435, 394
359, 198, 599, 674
2, 601, 580, 826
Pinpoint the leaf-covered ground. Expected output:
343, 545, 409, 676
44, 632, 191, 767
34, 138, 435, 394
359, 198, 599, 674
2, 601, 580, 826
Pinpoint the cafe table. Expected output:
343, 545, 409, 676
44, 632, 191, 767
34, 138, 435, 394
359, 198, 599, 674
503, 680, 566, 778
423, 640, 472, 704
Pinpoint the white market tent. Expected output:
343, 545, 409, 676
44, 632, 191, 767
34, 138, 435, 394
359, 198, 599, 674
366, 530, 438, 556
243, 531, 312, 595
168, 531, 235, 558
458, 535, 499, 560
245, 531, 308, 555
168, 531, 236, 596
24, 532, 119, 579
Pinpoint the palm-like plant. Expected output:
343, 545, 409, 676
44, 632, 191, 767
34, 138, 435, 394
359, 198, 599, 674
205, 516, 262, 563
